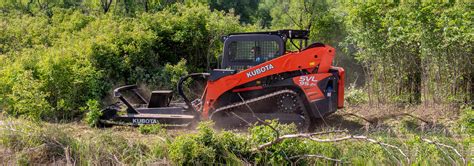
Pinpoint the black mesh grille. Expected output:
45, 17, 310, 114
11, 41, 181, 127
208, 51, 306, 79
229, 40, 280, 63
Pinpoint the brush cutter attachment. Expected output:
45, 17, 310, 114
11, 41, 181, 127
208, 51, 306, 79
99, 84, 197, 127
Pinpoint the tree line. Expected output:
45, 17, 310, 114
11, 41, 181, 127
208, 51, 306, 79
0, 0, 471, 121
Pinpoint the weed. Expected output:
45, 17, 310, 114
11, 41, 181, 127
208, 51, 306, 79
83, 99, 102, 127
345, 85, 368, 106
458, 105, 473, 135
138, 123, 164, 135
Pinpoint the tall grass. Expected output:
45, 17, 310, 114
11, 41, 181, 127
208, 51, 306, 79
0, 119, 469, 165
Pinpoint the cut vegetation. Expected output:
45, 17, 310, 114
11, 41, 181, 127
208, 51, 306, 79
0, 0, 472, 165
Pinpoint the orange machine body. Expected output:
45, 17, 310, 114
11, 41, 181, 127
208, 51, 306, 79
201, 45, 344, 119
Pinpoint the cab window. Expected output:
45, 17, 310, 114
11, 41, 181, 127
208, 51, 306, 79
228, 40, 281, 63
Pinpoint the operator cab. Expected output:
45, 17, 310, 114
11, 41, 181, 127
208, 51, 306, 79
209, 30, 309, 81
221, 30, 309, 70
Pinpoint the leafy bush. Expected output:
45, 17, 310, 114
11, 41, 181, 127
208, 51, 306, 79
168, 134, 216, 165
138, 123, 164, 135
160, 59, 188, 90
0, 3, 246, 122
249, 121, 309, 164
345, 85, 368, 106
0, 46, 104, 121
168, 122, 216, 164
168, 121, 251, 164
84, 99, 102, 127
217, 131, 251, 163
2, 70, 51, 121
458, 105, 473, 134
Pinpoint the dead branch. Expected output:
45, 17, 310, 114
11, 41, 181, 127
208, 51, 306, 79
237, 93, 280, 139
341, 112, 432, 125
436, 143, 457, 165
340, 112, 375, 124
422, 138, 466, 165
64, 147, 73, 166
312, 135, 409, 164
281, 4, 303, 29
256, 134, 410, 164
255, 130, 348, 151
229, 112, 252, 127
400, 113, 431, 124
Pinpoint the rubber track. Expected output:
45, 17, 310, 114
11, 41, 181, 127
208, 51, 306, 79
209, 89, 298, 119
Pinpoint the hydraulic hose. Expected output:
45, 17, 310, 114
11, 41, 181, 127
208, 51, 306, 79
177, 73, 210, 112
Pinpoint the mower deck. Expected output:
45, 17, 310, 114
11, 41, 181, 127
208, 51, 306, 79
99, 85, 198, 127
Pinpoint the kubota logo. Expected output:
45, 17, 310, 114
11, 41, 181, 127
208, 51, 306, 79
132, 118, 158, 124
246, 64, 274, 78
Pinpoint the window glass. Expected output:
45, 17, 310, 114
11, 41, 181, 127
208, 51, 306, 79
228, 40, 280, 63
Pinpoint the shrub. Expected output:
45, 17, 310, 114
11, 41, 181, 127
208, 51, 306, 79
84, 99, 102, 127
217, 131, 251, 163
345, 85, 368, 106
458, 105, 473, 135
3, 70, 51, 121
159, 59, 188, 90
249, 121, 308, 164
168, 121, 251, 164
138, 124, 164, 135
0, 3, 247, 122
168, 121, 216, 164
168, 135, 216, 165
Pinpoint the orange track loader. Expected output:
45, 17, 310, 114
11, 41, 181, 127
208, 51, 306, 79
100, 30, 345, 131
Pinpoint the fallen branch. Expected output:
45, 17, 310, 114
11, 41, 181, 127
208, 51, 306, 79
400, 113, 431, 124
256, 134, 410, 164
255, 130, 348, 151
237, 92, 280, 139
341, 112, 433, 127
422, 138, 466, 165
229, 112, 252, 127
340, 112, 374, 124
64, 146, 73, 166
313, 135, 409, 164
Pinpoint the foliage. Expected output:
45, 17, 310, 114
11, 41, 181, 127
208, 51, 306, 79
249, 121, 309, 164
343, 2, 472, 104
138, 123, 164, 135
73, 131, 150, 164
345, 85, 368, 105
0, 3, 245, 121
168, 122, 218, 165
84, 99, 102, 127
458, 105, 473, 135
0, 118, 470, 165
160, 59, 188, 90
0, 119, 77, 164
0, 1, 471, 165
2, 71, 51, 121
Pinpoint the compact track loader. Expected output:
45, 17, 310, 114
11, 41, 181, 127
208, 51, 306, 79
100, 30, 345, 131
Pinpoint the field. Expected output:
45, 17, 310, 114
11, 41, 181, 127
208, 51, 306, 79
0, 0, 472, 165
1, 103, 471, 165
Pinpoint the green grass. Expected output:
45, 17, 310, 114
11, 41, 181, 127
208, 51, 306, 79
0, 111, 471, 165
